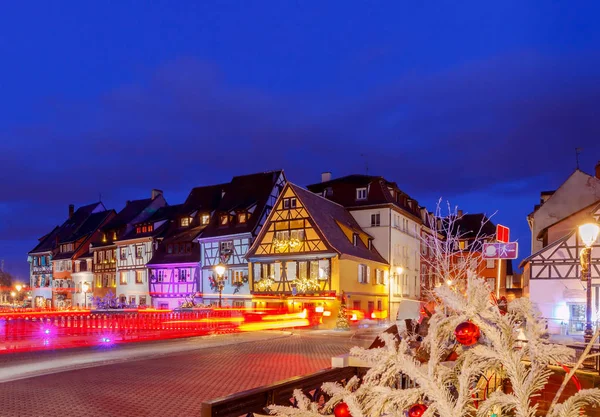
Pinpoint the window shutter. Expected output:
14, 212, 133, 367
366, 266, 371, 283
357, 264, 361, 283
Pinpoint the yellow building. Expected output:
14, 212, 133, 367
246, 183, 389, 325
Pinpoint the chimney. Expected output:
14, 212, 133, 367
457, 209, 463, 217
151, 189, 163, 200
68, 204, 74, 218
321, 172, 332, 183
595, 161, 600, 179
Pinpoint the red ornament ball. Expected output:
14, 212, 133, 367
454, 321, 481, 346
407, 403, 428, 417
334, 402, 352, 417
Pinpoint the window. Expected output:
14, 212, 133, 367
178, 243, 185, 254
220, 241, 233, 253
290, 229, 305, 241
98, 251, 104, 263
120, 272, 127, 285
275, 230, 289, 241
368, 301, 375, 315
185, 243, 192, 253
486, 259, 495, 269
179, 269, 187, 282
358, 264, 370, 283
233, 270, 244, 284
136, 227, 141, 234
139, 296, 147, 306
283, 198, 290, 209
157, 270, 165, 282
459, 240, 467, 250
67, 261, 71, 271
220, 214, 229, 225
135, 270, 144, 284
148, 224, 154, 232
180, 217, 190, 227
129, 296, 136, 305
290, 198, 297, 208
353, 300, 361, 310
368, 240, 373, 250
356, 187, 367, 200
167, 244, 173, 254
238, 212, 247, 223
353, 234, 358, 246
370, 213, 380, 227
201, 214, 210, 225
377, 300, 382, 311
120, 248, 127, 260
136, 246, 143, 258
142, 226, 147, 233
375, 269, 384, 285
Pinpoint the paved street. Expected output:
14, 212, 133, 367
0, 329, 374, 417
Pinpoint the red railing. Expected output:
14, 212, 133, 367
0, 309, 242, 352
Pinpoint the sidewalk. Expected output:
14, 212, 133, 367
0, 330, 291, 384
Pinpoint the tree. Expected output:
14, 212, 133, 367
335, 291, 350, 331
267, 203, 600, 417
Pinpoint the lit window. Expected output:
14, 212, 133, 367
180, 217, 190, 227
120, 248, 127, 260
136, 227, 141, 234
220, 214, 229, 225
201, 214, 210, 225
148, 224, 154, 232
135, 271, 143, 284
238, 212, 247, 223
136, 246, 143, 258
142, 226, 147, 233
120, 272, 127, 285
356, 188, 367, 200
179, 269, 187, 282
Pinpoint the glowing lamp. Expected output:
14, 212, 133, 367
396, 266, 404, 275
15, 284, 22, 292
44, 329, 51, 335
83, 282, 90, 293
371, 312, 376, 319
214, 264, 226, 277
315, 306, 324, 313
446, 279, 453, 286
101, 337, 111, 343
10, 291, 16, 297
323, 311, 331, 317
579, 222, 600, 248
351, 314, 358, 321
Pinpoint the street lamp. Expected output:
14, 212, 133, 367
579, 221, 600, 343
214, 264, 227, 308
82, 282, 90, 309
15, 284, 22, 292
10, 291, 16, 307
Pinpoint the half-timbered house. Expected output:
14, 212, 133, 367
28, 226, 61, 308
521, 201, 600, 335
147, 184, 225, 309
197, 170, 286, 307
306, 173, 422, 321
51, 204, 115, 309
246, 183, 389, 325
90, 192, 166, 302
115, 202, 179, 307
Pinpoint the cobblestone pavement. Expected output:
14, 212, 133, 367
0, 331, 371, 417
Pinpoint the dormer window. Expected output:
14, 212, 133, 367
220, 214, 229, 225
353, 234, 358, 246
113, 231, 117, 240
102, 233, 107, 243
356, 187, 367, 200
201, 214, 210, 225
290, 198, 297, 208
148, 224, 153, 232
238, 212, 247, 224
142, 226, 148, 233
283, 198, 290, 209
136, 226, 141, 234
180, 217, 190, 227
368, 239, 373, 250
167, 244, 173, 254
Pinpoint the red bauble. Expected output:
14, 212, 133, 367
334, 402, 352, 417
454, 321, 481, 346
407, 403, 428, 417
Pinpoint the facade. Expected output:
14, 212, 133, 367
306, 173, 422, 321
198, 170, 286, 307
52, 206, 115, 308
71, 253, 93, 308
527, 165, 600, 254
28, 226, 61, 308
147, 184, 225, 309
246, 183, 389, 326
90, 193, 166, 303
521, 201, 600, 335
114, 203, 178, 307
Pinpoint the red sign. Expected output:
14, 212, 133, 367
497, 224, 510, 243
482, 242, 518, 259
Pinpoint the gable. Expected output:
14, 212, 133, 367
250, 185, 333, 256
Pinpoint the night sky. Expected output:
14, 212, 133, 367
2, 1, 600, 280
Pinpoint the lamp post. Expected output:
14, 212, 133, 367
82, 282, 90, 309
214, 264, 226, 308
579, 221, 600, 343
10, 291, 16, 308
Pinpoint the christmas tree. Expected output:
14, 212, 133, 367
267, 204, 600, 417
335, 291, 350, 331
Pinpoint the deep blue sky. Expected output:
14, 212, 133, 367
2, 1, 600, 280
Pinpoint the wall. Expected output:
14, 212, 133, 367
531, 170, 600, 253
337, 257, 388, 315
115, 239, 153, 304
71, 271, 93, 308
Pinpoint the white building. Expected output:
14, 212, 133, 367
197, 170, 286, 307
307, 173, 423, 321
71, 253, 93, 308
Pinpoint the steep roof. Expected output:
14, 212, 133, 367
200, 170, 284, 239
306, 174, 422, 221
183, 183, 227, 213
248, 183, 387, 264
101, 198, 155, 231
29, 226, 61, 254
450, 213, 496, 240
118, 204, 183, 241
147, 225, 204, 265
53, 210, 115, 260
